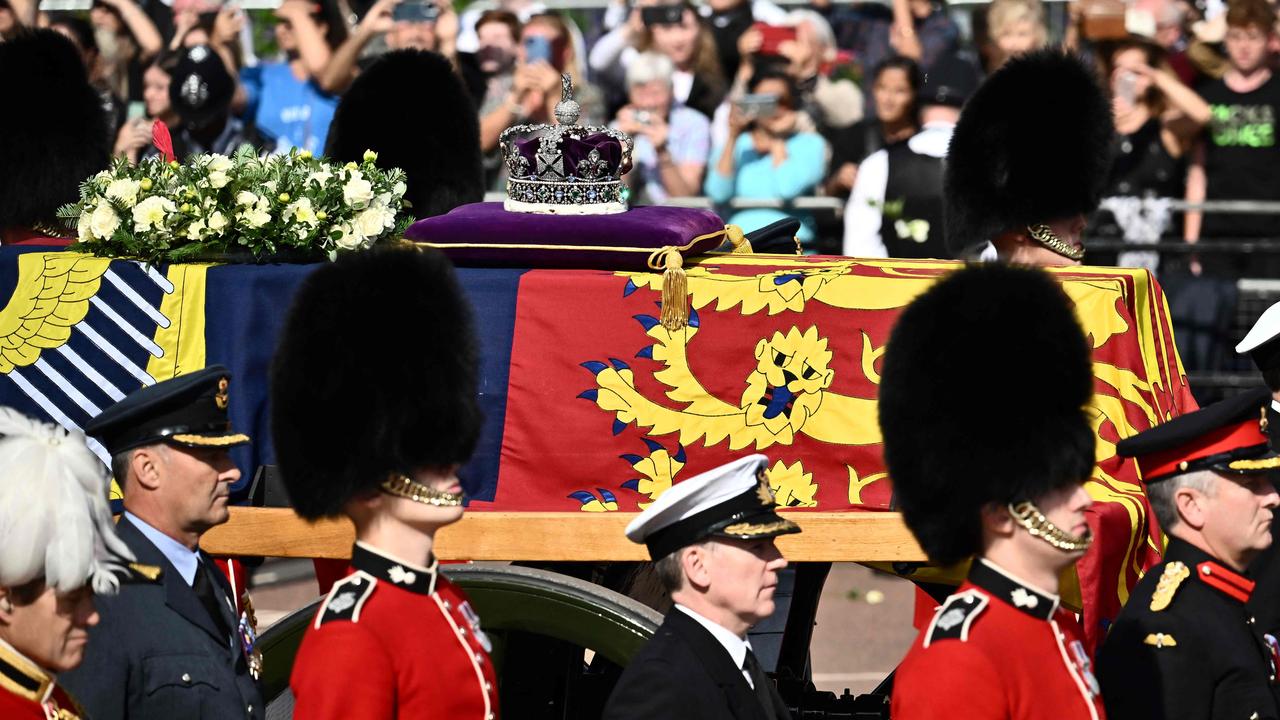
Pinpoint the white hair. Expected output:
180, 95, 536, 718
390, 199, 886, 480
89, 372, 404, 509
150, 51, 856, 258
788, 9, 836, 53
627, 51, 675, 89
0, 407, 134, 596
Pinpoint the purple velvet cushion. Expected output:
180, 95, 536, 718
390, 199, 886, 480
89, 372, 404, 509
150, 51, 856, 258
405, 202, 728, 270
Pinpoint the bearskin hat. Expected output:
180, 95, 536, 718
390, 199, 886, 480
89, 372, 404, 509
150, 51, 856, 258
0, 30, 110, 232
270, 247, 482, 519
325, 50, 484, 220
944, 50, 1113, 257
878, 264, 1095, 566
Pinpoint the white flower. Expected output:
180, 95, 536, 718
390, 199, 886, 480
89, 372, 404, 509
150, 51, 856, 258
355, 203, 396, 239
207, 211, 228, 235
286, 197, 319, 225
307, 168, 333, 186
236, 191, 260, 207
392, 180, 407, 198
343, 176, 374, 208
89, 202, 120, 240
105, 179, 142, 208
333, 222, 362, 250
207, 170, 230, 189
238, 207, 272, 229
77, 208, 94, 243
206, 154, 233, 173
185, 218, 207, 241
132, 196, 176, 232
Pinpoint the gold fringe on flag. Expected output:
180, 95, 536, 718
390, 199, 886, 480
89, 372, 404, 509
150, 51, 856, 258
648, 246, 688, 330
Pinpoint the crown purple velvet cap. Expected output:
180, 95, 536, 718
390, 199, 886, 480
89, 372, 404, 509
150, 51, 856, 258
405, 202, 726, 270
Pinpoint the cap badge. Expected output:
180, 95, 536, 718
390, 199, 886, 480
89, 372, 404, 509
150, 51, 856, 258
755, 468, 776, 506
215, 377, 229, 410
1150, 561, 1189, 612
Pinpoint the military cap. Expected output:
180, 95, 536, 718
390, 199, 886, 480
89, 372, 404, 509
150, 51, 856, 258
1237, 300, 1280, 372
1117, 387, 1280, 483
86, 365, 250, 456
624, 454, 801, 561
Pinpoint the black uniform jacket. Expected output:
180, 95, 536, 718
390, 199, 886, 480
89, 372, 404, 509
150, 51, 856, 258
603, 608, 790, 720
1098, 537, 1280, 720
60, 515, 265, 720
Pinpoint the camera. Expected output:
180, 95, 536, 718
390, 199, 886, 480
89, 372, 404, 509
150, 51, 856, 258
640, 4, 684, 27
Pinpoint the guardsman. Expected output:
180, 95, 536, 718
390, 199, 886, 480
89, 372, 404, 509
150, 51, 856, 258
1098, 388, 1280, 719
60, 366, 265, 720
272, 247, 497, 719
880, 264, 1105, 719
0, 407, 148, 720
944, 49, 1114, 266
603, 454, 798, 720
1238, 301, 1280, 637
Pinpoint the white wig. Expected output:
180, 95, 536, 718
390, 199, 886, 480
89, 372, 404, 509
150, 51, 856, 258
0, 407, 134, 596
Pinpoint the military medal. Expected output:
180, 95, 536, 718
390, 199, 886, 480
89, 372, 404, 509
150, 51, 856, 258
238, 591, 263, 680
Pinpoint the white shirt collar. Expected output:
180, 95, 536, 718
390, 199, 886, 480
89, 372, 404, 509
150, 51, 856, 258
125, 511, 201, 586
674, 603, 754, 685
1271, 398, 1280, 415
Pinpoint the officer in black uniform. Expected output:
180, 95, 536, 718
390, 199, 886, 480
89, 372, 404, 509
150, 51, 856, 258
1098, 388, 1280, 719
603, 454, 799, 720
61, 367, 264, 720
1238, 301, 1280, 638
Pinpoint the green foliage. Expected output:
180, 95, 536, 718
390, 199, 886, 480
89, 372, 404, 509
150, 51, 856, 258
62, 147, 412, 264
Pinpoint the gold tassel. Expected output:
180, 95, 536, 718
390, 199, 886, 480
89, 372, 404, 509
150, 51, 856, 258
648, 247, 688, 330
725, 225, 753, 254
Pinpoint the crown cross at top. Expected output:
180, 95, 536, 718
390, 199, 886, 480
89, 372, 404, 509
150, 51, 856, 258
500, 74, 634, 215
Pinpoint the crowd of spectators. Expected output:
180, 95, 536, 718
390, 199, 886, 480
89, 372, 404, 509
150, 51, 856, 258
4, 0, 1280, 375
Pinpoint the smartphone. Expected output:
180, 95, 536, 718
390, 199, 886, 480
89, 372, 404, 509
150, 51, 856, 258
1116, 70, 1137, 104
640, 4, 684, 27
754, 23, 797, 56
126, 101, 147, 122
393, 0, 439, 22
735, 93, 779, 120
524, 35, 553, 64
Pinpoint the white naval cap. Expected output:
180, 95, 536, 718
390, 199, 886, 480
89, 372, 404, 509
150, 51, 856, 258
623, 454, 801, 560
1237, 300, 1280, 371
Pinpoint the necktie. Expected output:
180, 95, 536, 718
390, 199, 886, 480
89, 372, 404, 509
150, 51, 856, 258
192, 560, 233, 642
743, 649, 778, 720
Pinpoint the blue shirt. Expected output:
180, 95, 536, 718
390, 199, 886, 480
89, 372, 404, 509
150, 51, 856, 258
124, 511, 200, 586
240, 62, 337, 154
704, 131, 827, 243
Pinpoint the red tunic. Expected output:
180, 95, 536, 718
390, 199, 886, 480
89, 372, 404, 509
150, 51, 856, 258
0, 640, 85, 719
893, 558, 1106, 720
291, 543, 499, 720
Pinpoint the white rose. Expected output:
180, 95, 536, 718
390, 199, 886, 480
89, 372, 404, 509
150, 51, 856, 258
333, 222, 362, 250
185, 218, 207, 241
105, 179, 142, 208
343, 177, 374, 208
392, 180, 407, 198
355, 206, 390, 239
236, 191, 259, 207
77, 208, 94, 243
206, 154, 233, 173
207, 211, 228, 234
287, 197, 318, 225
89, 202, 120, 240
207, 170, 230, 189
132, 196, 176, 232
239, 207, 271, 229
307, 168, 333, 186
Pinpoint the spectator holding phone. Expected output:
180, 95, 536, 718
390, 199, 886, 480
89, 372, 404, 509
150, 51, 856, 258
318, 0, 459, 95
780, 10, 862, 135
237, 0, 345, 154
88, 0, 164, 101
701, 0, 788, 81
590, 1, 726, 121
612, 51, 711, 202
113, 53, 181, 162
824, 56, 920, 199
705, 67, 827, 245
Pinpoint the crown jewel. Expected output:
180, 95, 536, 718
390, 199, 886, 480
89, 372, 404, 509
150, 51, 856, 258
500, 75, 634, 215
